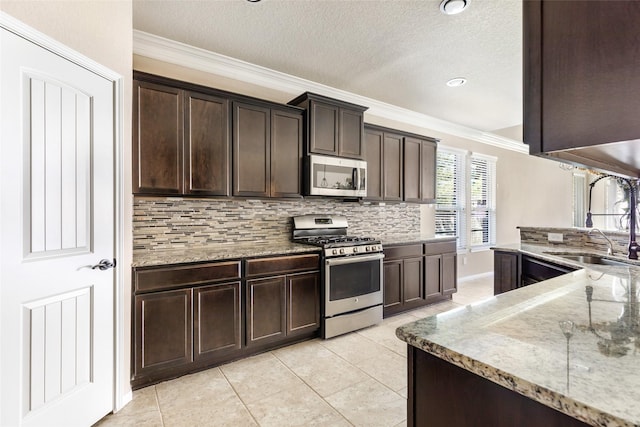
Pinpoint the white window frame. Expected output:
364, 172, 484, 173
436, 146, 497, 253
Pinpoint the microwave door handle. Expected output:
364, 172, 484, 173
352, 168, 359, 190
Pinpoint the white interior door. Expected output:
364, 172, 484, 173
1, 27, 115, 426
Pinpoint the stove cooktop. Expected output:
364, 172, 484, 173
302, 235, 378, 248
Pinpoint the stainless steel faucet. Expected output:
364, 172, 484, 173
588, 228, 614, 255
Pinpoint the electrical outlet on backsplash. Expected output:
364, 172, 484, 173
133, 197, 422, 252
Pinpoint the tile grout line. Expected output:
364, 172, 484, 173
217, 363, 263, 426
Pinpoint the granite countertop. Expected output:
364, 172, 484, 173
132, 241, 321, 267
379, 234, 457, 246
397, 257, 640, 426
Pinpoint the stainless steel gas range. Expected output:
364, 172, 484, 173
292, 214, 384, 338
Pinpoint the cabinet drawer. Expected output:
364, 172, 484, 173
246, 254, 320, 278
383, 244, 422, 260
424, 241, 456, 256
135, 261, 241, 293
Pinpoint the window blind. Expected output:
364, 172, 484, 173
436, 149, 466, 250
469, 154, 496, 249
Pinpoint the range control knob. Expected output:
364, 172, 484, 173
353, 247, 358, 253
332, 249, 338, 255
365, 246, 371, 252
339, 248, 345, 254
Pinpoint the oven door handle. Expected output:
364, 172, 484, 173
325, 253, 384, 266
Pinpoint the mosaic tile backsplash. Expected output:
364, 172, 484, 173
133, 197, 421, 252
519, 226, 633, 255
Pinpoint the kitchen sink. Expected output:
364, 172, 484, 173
544, 252, 630, 267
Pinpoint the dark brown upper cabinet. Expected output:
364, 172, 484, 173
524, 0, 640, 177
364, 124, 437, 203
133, 76, 230, 196
288, 92, 368, 160
404, 137, 436, 203
133, 80, 183, 194
233, 102, 303, 198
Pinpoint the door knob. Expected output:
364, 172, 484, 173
91, 258, 116, 271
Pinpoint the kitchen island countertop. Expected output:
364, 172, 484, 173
397, 261, 640, 426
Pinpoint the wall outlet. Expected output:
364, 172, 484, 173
548, 232, 564, 243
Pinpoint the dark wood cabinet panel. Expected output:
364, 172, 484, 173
383, 260, 403, 311
233, 102, 271, 197
364, 128, 384, 200
184, 91, 229, 196
194, 282, 242, 361
135, 261, 241, 293
524, 0, 640, 176
423, 254, 442, 300
133, 80, 183, 194
309, 102, 339, 156
271, 109, 303, 198
339, 108, 364, 159
289, 92, 367, 159
287, 272, 320, 336
246, 254, 320, 278
441, 252, 457, 296
246, 276, 287, 346
134, 289, 192, 376
408, 346, 590, 427
494, 251, 520, 295
403, 257, 424, 304
404, 137, 436, 203
383, 133, 403, 201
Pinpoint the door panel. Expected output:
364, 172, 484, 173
233, 102, 270, 197
287, 272, 320, 335
246, 277, 286, 346
194, 282, 242, 360
1, 28, 115, 427
383, 133, 403, 201
424, 255, 442, 300
364, 129, 384, 200
271, 109, 302, 197
403, 258, 424, 303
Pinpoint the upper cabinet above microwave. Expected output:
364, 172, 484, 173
524, 0, 640, 178
288, 92, 368, 160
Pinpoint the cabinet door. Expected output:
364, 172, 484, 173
383, 133, 403, 201
287, 272, 320, 336
403, 137, 421, 203
364, 128, 384, 200
309, 101, 339, 156
133, 80, 183, 194
441, 252, 457, 296
420, 140, 436, 203
424, 255, 442, 300
494, 251, 520, 295
233, 102, 270, 197
271, 109, 303, 197
339, 108, 364, 159
134, 289, 192, 377
193, 282, 242, 361
403, 257, 424, 304
184, 91, 230, 196
383, 260, 403, 315
246, 276, 286, 347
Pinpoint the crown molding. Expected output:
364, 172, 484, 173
133, 30, 529, 154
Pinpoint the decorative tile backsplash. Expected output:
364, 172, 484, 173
519, 226, 632, 255
133, 197, 421, 252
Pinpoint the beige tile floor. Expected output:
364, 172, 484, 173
96, 275, 493, 427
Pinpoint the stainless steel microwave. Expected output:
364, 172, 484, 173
306, 154, 367, 197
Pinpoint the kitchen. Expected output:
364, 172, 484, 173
1, 1, 639, 426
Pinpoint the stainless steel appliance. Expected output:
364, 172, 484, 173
306, 154, 367, 197
292, 214, 383, 338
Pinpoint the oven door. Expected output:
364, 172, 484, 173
324, 253, 384, 317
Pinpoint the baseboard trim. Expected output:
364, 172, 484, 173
458, 272, 493, 283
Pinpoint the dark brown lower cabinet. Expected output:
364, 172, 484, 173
134, 289, 193, 378
246, 270, 320, 347
494, 250, 521, 295
383, 241, 456, 317
194, 282, 242, 361
407, 346, 589, 427
246, 276, 287, 346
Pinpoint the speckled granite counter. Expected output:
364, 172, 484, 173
132, 241, 320, 267
397, 261, 640, 426
379, 234, 456, 246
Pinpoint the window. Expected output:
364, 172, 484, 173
436, 147, 497, 251
572, 172, 587, 227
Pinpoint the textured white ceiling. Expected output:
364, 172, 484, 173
133, 0, 523, 135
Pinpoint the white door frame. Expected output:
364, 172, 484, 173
0, 11, 128, 413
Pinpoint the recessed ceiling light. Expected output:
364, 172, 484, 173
246, 0, 262, 2
440, 0, 469, 15
446, 77, 467, 87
